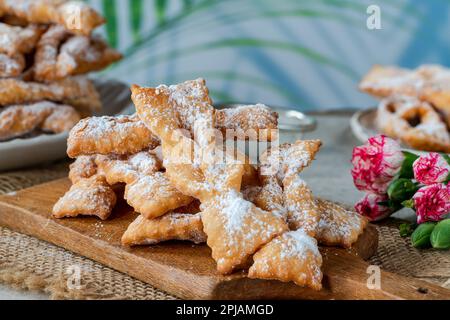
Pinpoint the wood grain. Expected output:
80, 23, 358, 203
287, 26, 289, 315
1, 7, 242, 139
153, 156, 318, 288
0, 179, 448, 300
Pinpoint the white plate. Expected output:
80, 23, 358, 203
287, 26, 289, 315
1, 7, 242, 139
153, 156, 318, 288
0, 79, 133, 172
350, 108, 440, 155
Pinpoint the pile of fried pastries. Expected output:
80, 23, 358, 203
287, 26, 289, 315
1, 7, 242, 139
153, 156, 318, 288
53, 79, 368, 291
0, 0, 122, 141
360, 64, 450, 153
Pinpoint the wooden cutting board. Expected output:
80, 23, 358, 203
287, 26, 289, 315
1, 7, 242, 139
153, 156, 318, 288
0, 179, 449, 300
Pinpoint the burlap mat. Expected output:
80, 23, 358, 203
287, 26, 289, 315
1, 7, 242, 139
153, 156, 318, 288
0, 162, 448, 300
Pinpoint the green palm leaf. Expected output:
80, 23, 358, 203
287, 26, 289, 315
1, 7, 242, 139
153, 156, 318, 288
102, 0, 119, 48
155, 0, 169, 25
123, 37, 357, 79
129, 0, 144, 42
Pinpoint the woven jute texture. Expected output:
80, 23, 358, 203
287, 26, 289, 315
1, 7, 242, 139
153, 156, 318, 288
0, 163, 449, 300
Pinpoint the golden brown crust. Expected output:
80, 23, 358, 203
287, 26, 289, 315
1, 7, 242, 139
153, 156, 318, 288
121, 213, 206, 246
376, 96, 450, 153
95, 151, 162, 185
284, 176, 319, 237
258, 140, 322, 235
0, 52, 25, 77
215, 104, 278, 141
66, 114, 160, 158
52, 175, 116, 220
56, 35, 122, 78
33, 25, 122, 82
0, 0, 105, 36
0, 76, 101, 114
360, 64, 450, 127
68, 155, 97, 184
316, 199, 368, 248
0, 100, 80, 141
248, 230, 323, 290
0, 22, 45, 56
202, 191, 288, 275
124, 172, 193, 220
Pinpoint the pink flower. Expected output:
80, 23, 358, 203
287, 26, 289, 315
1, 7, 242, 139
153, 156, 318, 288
413, 153, 450, 185
355, 193, 393, 222
413, 183, 450, 224
351, 135, 405, 194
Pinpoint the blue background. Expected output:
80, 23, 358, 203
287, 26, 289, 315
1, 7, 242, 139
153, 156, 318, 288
87, 0, 450, 111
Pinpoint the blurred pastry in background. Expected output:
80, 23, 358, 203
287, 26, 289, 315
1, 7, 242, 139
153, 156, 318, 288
360, 64, 450, 152
0, 0, 121, 142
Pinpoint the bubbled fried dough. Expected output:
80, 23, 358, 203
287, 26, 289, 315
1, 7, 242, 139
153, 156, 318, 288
0, 0, 105, 36
0, 76, 101, 114
122, 213, 206, 246
248, 229, 323, 291
360, 64, 450, 127
53, 175, 116, 220
67, 114, 160, 158
33, 25, 122, 82
56, 35, 122, 78
0, 52, 25, 77
315, 199, 368, 249
68, 155, 97, 184
201, 190, 288, 275
0, 101, 81, 141
377, 96, 450, 153
95, 151, 162, 185
359, 65, 422, 98
283, 176, 319, 237
215, 104, 278, 141
0, 23, 45, 56
124, 172, 193, 220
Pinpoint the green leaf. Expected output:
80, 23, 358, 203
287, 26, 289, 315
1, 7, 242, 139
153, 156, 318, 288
102, 0, 119, 48
402, 199, 415, 209
129, 0, 144, 43
397, 151, 420, 179
411, 222, 436, 249
155, 0, 168, 25
387, 179, 419, 204
399, 223, 416, 238
124, 38, 358, 79
430, 219, 450, 250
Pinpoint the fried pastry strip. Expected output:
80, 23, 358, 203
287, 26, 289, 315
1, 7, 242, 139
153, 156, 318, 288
201, 190, 288, 274
95, 151, 162, 185
124, 172, 193, 220
68, 155, 97, 184
0, 76, 101, 114
0, 22, 45, 56
67, 114, 160, 158
0, 52, 25, 77
248, 229, 323, 290
67, 106, 278, 158
122, 213, 206, 246
0, 0, 105, 35
33, 25, 122, 82
133, 81, 289, 276
56, 35, 122, 78
377, 96, 450, 153
215, 104, 278, 141
259, 140, 322, 236
316, 199, 368, 248
53, 175, 116, 220
0, 101, 80, 141
360, 64, 450, 126
283, 176, 319, 236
